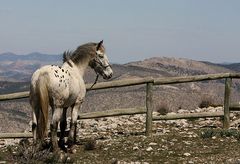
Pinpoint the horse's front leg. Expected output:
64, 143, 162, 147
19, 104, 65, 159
67, 101, 82, 153
51, 107, 62, 152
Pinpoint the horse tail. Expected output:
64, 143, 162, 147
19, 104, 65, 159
36, 75, 49, 139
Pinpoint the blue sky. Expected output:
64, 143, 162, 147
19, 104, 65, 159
0, 1, 240, 63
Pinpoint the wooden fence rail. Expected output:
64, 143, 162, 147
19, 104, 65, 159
1, 73, 240, 139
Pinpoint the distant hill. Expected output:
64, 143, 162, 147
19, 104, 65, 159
219, 63, 240, 72
0, 52, 62, 62
0, 52, 236, 82
127, 57, 235, 76
0, 52, 62, 82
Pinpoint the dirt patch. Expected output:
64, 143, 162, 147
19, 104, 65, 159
68, 125, 240, 163
1, 110, 240, 163
1, 127, 240, 163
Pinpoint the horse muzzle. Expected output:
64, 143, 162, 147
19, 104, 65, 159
102, 67, 113, 80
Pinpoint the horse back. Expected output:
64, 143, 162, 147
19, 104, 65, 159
30, 64, 86, 108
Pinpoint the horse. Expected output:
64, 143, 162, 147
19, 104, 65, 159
29, 40, 113, 152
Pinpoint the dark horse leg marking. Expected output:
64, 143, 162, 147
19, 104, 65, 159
59, 108, 67, 151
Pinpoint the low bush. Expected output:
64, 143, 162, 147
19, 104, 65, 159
199, 95, 220, 108
6, 139, 73, 163
84, 139, 97, 151
156, 102, 169, 115
201, 128, 240, 140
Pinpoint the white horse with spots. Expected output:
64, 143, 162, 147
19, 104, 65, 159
30, 41, 113, 152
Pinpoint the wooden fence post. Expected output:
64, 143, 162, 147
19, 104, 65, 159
146, 82, 153, 136
223, 78, 232, 129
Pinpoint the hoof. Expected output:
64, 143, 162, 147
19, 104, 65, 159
58, 140, 67, 152
67, 139, 74, 148
68, 146, 77, 154
61, 146, 68, 153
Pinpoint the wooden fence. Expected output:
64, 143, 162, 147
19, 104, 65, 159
1, 73, 240, 138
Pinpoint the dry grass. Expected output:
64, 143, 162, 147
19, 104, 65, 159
4, 139, 72, 163
84, 139, 97, 151
201, 128, 240, 139
199, 95, 221, 108
155, 102, 169, 115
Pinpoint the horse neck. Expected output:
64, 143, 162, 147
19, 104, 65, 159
72, 54, 93, 77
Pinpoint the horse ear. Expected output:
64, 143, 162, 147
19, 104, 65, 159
96, 40, 103, 50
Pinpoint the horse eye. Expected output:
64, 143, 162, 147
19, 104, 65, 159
99, 55, 104, 59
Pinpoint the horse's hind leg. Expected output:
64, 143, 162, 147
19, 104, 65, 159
32, 107, 46, 151
32, 109, 37, 141
50, 107, 62, 152
59, 108, 67, 151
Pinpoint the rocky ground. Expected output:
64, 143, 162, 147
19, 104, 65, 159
1, 107, 240, 163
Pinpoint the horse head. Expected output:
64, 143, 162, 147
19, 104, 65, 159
89, 40, 113, 79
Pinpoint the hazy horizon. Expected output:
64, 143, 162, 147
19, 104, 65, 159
0, 51, 237, 65
1, 1, 240, 64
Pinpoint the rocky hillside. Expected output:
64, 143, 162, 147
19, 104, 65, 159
127, 57, 234, 76
1, 107, 240, 163
0, 53, 240, 133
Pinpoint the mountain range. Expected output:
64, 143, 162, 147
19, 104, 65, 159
0, 52, 240, 82
0, 52, 62, 82
0, 52, 61, 61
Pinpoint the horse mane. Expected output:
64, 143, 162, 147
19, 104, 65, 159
62, 42, 104, 65
62, 50, 73, 63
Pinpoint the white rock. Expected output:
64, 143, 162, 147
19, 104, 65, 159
178, 109, 188, 113
146, 147, 153, 151
103, 148, 108, 151
212, 136, 217, 139
153, 112, 159, 116
163, 129, 170, 133
184, 153, 191, 156
149, 142, 157, 146
161, 139, 166, 142
110, 123, 118, 129
183, 141, 191, 145
176, 119, 189, 127
141, 136, 147, 140
171, 139, 178, 142
195, 108, 202, 113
